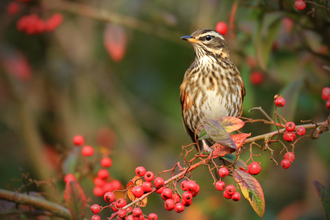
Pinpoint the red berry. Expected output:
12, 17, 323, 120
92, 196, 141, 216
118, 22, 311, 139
91, 204, 100, 214
182, 199, 192, 207
148, 213, 158, 220
132, 185, 144, 198
133, 207, 142, 217
142, 181, 153, 192
111, 180, 121, 190
98, 169, 109, 179
156, 187, 165, 194
174, 203, 185, 213
101, 158, 112, 167
215, 181, 226, 191
219, 167, 229, 178
172, 194, 181, 203
7, 2, 19, 15
182, 191, 193, 202
275, 97, 285, 107
284, 152, 295, 162
295, 0, 306, 10
283, 132, 296, 142
110, 202, 118, 212
116, 198, 127, 208
164, 199, 175, 211
180, 180, 189, 191
225, 185, 236, 195
154, 177, 165, 188
82, 145, 94, 156
186, 181, 198, 192
281, 159, 291, 169
91, 215, 101, 220
250, 72, 264, 85
47, 13, 63, 31
135, 166, 146, 177
73, 135, 84, 146
94, 177, 106, 187
223, 190, 232, 199
103, 183, 113, 192
93, 186, 104, 197
322, 87, 330, 100
104, 191, 115, 203
285, 122, 296, 132
248, 162, 261, 175
232, 192, 241, 201
126, 215, 134, 220
144, 171, 155, 182
192, 184, 200, 197
296, 127, 306, 136
117, 209, 127, 218
326, 99, 330, 110
215, 21, 228, 35
64, 174, 75, 183
161, 188, 173, 200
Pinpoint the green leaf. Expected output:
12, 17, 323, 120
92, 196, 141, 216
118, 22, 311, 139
64, 181, 86, 220
313, 180, 330, 219
198, 128, 209, 140
201, 119, 237, 150
233, 169, 265, 217
222, 154, 248, 170
62, 148, 80, 174
214, 116, 245, 133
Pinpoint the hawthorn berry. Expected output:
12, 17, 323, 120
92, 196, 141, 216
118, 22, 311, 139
281, 159, 291, 169
215, 21, 228, 35
164, 199, 175, 211
285, 122, 296, 132
182, 191, 193, 202
64, 174, 75, 183
94, 177, 106, 187
103, 183, 113, 192
284, 152, 295, 162
73, 135, 84, 146
232, 192, 241, 201
98, 169, 109, 179
172, 194, 181, 203
223, 190, 232, 199
132, 186, 144, 198
133, 207, 143, 217
180, 180, 189, 191
126, 215, 134, 220
82, 145, 94, 156
215, 181, 226, 191
219, 167, 229, 178
322, 87, 330, 100
186, 181, 198, 192
296, 127, 306, 136
154, 177, 165, 188
283, 132, 296, 142
248, 162, 261, 175
225, 185, 236, 195
91, 215, 101, 220
295, 0, 306, 11
144, 171, 155, 182
104, 191, 116, 203
101, 158, 112, 167
275, 97, 285, 107
326, 99, 330, 110
250, 72, 264, 85
117, 209, 127, 218
182, 199, 192, 207
47, 13, 63, 31
135, 166, 146, 177
161, 188, 173, 200
156, 187, 165, 194
116, 198, 127, 208
91, 204, 100, 214
148, 213, 158, 220
174, 203, 185, 213
110, 202, 118, 212
7, 2, 19, 15
142, 181, 153, 192
192, 184, 200, 197
111, 180, 121, 190
93, 186, 104, 197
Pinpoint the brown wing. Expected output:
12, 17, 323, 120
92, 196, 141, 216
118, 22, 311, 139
180, 81, 196, 143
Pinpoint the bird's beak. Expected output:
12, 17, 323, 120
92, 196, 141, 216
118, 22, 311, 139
181, 35, 199, 43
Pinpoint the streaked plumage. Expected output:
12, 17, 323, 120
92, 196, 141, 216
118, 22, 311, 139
180, 29, 245, 150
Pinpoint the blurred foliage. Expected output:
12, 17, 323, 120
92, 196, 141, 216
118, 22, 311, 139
0, 0, 330, 219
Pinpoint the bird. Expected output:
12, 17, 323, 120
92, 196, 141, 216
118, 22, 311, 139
180, 28, 245, 152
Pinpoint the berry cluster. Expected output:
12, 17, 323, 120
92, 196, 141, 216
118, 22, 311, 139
215, 21, 228, 35
215, 167, 241, 201
281, 152, 295, 169
322, 87, 330, 109
282, 121, 306, 143
295, 0, 306, 11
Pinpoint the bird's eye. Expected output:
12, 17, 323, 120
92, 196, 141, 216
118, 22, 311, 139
205, 35, 212, 41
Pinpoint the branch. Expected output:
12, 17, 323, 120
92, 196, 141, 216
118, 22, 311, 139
0, 189, 72, 220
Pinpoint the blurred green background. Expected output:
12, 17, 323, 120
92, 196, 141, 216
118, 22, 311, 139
0, 0, 330, 219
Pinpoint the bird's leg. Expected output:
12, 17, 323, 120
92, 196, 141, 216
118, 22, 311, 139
202, 140, 213, 152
